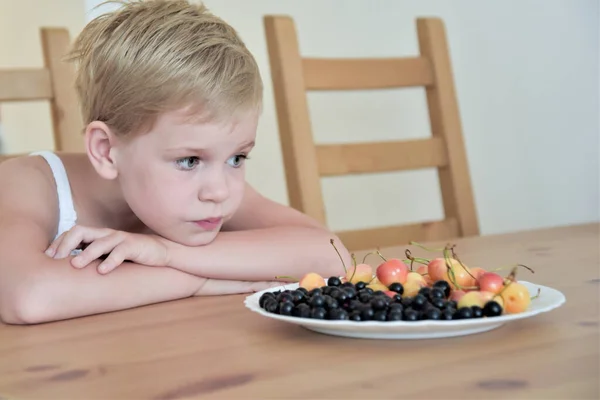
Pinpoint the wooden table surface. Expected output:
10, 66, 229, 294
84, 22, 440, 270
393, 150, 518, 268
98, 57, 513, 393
1, 223, 598, 399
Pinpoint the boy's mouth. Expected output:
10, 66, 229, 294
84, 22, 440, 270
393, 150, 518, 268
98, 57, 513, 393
193, 217, 223, 230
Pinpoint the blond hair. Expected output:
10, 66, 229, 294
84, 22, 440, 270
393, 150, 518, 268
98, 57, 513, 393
67, 0, 262, 136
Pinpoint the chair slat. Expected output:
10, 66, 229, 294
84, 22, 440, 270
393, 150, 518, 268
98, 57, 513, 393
302, 57, 434, 90
0, 69, 52, 101
337, 218, 459, 252
316, 137, 448, 176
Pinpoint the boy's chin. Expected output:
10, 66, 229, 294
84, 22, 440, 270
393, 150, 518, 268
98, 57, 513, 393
170, 230, 220, 247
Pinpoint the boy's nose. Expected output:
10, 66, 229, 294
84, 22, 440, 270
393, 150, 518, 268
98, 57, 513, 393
198, 168, 229, 203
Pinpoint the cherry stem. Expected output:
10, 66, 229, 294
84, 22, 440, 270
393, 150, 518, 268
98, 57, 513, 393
330, 239, 347, 275
497, 268, 518, 297
375, 249, 387, 262
530, 288, 541, 300
275, 275, 299, 281
410, 241, 446, 252
450, 246, 477, 281
443, 244, 470, 291
362, 251, 376, 264
491, 263, 535, 274
350, 253, 358, 282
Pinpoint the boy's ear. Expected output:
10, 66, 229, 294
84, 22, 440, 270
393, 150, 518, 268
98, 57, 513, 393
85, 121, 119, 180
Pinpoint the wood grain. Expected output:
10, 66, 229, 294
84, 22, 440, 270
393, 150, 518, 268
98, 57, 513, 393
0, 223, 598, 399
303, 57, 434, 90
316, 137, 448, 176
0, 69, 52, 101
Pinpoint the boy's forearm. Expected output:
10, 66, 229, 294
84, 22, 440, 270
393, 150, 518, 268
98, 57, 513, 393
166, 226, 352, 282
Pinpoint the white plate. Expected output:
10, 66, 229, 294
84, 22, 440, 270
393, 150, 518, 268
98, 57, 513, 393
243, 281, 566, 339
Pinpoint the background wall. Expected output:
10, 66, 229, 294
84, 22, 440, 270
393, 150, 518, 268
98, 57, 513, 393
4, 0, 599, 238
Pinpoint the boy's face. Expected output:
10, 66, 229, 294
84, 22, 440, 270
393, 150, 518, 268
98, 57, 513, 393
113, 108, 258, 246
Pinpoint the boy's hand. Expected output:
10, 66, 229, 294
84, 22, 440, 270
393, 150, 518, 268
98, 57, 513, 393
45, 225, 171, 274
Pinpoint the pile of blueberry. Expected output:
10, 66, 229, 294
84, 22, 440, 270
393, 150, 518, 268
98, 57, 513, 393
258, 276, 504, 322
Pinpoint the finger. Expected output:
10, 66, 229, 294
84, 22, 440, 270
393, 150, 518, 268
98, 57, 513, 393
71, 234, 123, 269
53, 226, 113, 259
96, 243, 130, 274
45, 231, 67, 257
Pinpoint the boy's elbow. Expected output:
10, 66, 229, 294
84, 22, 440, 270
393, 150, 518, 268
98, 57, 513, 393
1, 281, 54, 325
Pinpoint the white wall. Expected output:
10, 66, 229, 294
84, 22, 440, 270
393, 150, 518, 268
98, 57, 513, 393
79, 0, 599, 236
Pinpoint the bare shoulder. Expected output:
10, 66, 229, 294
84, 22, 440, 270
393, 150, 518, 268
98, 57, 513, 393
0, 155, 59, 243
222, 182, 325, 231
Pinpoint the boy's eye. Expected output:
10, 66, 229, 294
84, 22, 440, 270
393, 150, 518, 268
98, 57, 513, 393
227, 154, 247, 168
175, 156, 200, 170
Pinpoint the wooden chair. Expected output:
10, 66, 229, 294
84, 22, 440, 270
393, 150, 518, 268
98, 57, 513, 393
0, 27, 83, 163
264, 15, 479, 251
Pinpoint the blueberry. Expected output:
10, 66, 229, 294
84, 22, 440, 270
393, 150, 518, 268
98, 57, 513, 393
341, 282, 355, 289
359, 292, 372, 303
387, 312, 403, 321
411, 294, 427, 310
456, 307, 473, 319
373, 311, 387, 321
471, 306, 484, 318
418, 287, 431, 298
263, 299, 278, 313
403, 309, 419, 321
389, 303, 404, 314
388, 282, 404, 295
309, 295, 325, 308
308, 288, 323, 297
292, 303, 311, 318
279, 302, 294, 316
424, 308, 442, 320
483, 301, 503, 317
433, 280, 451, 298
323, 296, 339, 310
360, 305, 374, 320
349, 311, 362, 321
370, 297, 387, 311
342, 287, 357, 300
328, 308, 349, 320
345, 300, 362, 312
296, 287, 309, 295
441, 309, 454, 320
373, 290, 387, 297
327, 276, 342, 286
430, 288, 445, 300
431, 297, 445, 309
355, 281, 367, 291
291, 290, 306, 303
259, 292, 276, 307
310, 307, 327, 319
276, 292, 294, 303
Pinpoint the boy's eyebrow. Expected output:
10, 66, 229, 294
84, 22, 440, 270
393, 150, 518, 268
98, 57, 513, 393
165, 141, 255, 154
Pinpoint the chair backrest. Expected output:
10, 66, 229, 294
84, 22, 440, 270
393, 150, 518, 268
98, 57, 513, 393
0, 27, 83, 159
263, 15, 479, 251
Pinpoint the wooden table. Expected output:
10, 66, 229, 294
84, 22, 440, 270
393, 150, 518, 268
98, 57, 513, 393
1, 223, 598, 399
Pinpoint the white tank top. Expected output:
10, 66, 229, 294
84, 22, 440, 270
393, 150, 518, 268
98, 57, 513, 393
30, 151, 78, 241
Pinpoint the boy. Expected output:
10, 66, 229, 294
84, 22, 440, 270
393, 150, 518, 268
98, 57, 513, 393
0, 0, 351, 325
